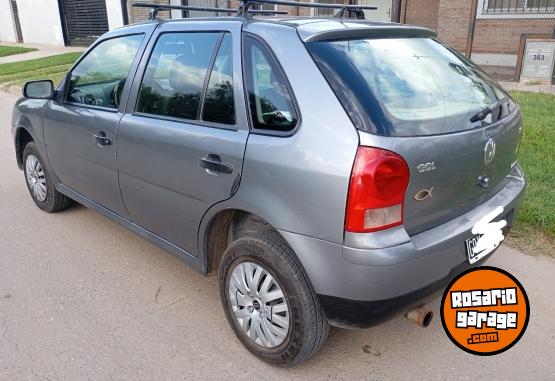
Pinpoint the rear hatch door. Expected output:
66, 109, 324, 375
305, 32, 523, 235
362, 103, 522, 235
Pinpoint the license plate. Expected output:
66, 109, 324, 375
466, 206, 507, 264
466, 235, 484, 264
466, 233, 505, 264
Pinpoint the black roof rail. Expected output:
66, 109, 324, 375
132, 1, 377, 20
239, 0, 378, 17
131, 2, 287, 20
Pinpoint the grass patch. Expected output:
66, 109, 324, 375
509, 91, 555, 256
0, 52, 82, 89
0, 45, 36, 57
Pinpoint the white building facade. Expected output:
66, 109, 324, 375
0, 0, 184, 46
0, 0, 393, 46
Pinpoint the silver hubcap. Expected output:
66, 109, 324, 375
228, 261, 290, 348
25, 154, 47, 202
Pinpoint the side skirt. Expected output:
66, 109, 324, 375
57, 184, 204, 273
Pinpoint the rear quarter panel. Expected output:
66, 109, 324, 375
200, 22, 360, 245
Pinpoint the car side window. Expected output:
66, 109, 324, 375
136, 32, 221, 121
66, 34, 144, 109
202, 33, 235, 125
244, 37, 297, 132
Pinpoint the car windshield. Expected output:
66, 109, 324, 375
307, 37, 509, 136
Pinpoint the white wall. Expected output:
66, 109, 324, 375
0, 0, 17, 43
17, 0, 65, 46
106, 0, 125, 30
169, 0, 182, 19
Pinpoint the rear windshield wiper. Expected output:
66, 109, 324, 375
470, 98, 508, 123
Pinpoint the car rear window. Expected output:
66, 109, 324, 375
307, 37, 509, 137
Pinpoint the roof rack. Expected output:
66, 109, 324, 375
132, 1, 377, 20
132, 2, 287, 20
239, 0, 377, 19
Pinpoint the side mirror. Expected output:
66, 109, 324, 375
23, 80, 54, 99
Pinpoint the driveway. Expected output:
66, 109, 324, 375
0, 90, 554, 380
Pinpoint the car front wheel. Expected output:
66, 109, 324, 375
219, 231, 329, 366
23, 142, 71, 213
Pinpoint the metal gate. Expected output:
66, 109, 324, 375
61, 0, 110, 46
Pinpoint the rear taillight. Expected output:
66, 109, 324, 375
345, 146, 410, 233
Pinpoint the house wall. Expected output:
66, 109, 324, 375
403, 0, 555, 56
106, 0, 125, 30
473, 17, 555, 54
436, 0, 472, 52
0, 1, 133, 46
127, 0, 171, 23
16, 0, 65, 46
0, 0, 17, 43
404, 0, 439, 31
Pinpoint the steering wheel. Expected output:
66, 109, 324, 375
111, 78, 127, 108
69, 87, 86, 103
262, 110, 289, 124
70, 87, 99, 105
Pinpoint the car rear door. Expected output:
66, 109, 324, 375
117, 21, 248, 255
43, 26, 153, 217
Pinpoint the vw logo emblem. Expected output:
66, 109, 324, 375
484, 138, 496, 165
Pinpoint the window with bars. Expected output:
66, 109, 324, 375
484, 0, 555, 14
250, 2, 278, 12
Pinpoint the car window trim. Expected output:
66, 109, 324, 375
197, 33, 225, 123
241, 33, 301, 138
133, 111, 237, 131
61, 32, 146, 113
63, 101, 119, 113
133, 29, 239, 131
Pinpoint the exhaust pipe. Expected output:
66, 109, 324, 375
405, 306, 433, 328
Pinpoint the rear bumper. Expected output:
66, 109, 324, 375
317, 254, 490, 328
280, 168, 525, 328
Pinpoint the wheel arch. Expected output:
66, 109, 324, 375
200, 207, 287, 275
14, 127, 35, 169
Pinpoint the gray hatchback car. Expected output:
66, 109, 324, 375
11, 4, 525, 366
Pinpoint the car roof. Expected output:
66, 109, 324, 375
121, 16, 436, 42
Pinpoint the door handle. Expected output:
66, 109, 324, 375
200, 154, 233, 174
94, 131, 111, 147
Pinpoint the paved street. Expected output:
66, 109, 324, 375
1, 89, 554, 380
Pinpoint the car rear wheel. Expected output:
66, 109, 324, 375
219, 231, 329, 366
23, 142, 71, 213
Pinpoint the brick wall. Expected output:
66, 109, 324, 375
436, 0, 472, 52
403, 0, 555, 56
473, 18, 555, 54
228, 0, 314, 16
402, 0, 473, 52
403, 0, 439, 31
127, 0, 171, 23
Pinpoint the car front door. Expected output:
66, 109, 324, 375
117, 22, 248, 255
43, 29, 151, 217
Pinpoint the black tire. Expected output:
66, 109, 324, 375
22, 142, 71, 213
219, 231, 329, 366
